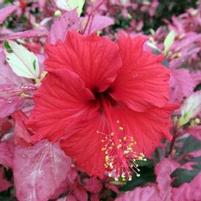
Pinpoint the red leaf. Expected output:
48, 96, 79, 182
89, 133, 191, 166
188, 126, 201, 141
0, 141, 13, 168
0, 167, 11, 192
73, 185, 88, 201
12, 111, 32, 146
0, 118, 12, 137
83, 177, 102, 193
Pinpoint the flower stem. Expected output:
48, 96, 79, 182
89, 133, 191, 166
168, 126, 181, 157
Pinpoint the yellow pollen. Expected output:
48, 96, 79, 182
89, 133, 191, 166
105, 155, 109, 161
117, 144, 122, 149
99, 126, 146, 181
124, 150, 129, 154
127, 147, 133, 151
119, 126, 124, 131
123, 136, 127, 141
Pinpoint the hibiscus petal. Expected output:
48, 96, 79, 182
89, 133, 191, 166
28, 68, 94, 142
60, 115, 105, 178
112, 35, 170, 112
45, 31, 122, 92
110, 104, 174, 156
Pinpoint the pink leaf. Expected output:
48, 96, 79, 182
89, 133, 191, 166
49, 11, 80, 44
58, 194, 77, 201
83, 177, 102, 193
172, 173, 201, 201
191, 71, 201, 86
115, 159, 179, 201
0, 29, 48, 41
0, 49, 23, 86
57, 197, 67, 201
82, 15, 114, 34
188, 126, 201, 141
0, 167, 11, 192
0, 99, 22, 119
155, 158, 179, 200
12, 111, 32, 146
170, 68, 195, 102
73, 185, 88, 201
0, 49, 35, 118
90, 194, 100, 201
14, 140, 72, 201
0, 5, 17, 24
115, 185, 160, 201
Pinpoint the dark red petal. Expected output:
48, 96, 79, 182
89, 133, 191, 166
45, 31, 122, 92
27, 69, 94, 142
112, 35, 170, 112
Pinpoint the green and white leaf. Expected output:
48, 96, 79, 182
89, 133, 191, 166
120, 0, 129, 5
5, 41, 40, 79
163, 30, 176, 55
55, 0, 85, 16
178, 91, 201, 127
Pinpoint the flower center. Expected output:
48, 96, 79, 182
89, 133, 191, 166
92, 87, 116, 110
92, 87, 145, 181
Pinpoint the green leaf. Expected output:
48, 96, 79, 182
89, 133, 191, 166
3, 0, 14, 4
195, 83, 201, 91
163, 30, 176, 55
55, 0, 85, 16
33, 60, 37, 71
178, 136, 201, 155
171, 136, 201, 187
171, 164, 201, 187
4, 41, 40, 79
3, 41, 13, 53
120, 160, 155, 191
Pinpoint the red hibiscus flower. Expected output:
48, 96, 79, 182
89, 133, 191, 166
28, 31, 175, 180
